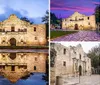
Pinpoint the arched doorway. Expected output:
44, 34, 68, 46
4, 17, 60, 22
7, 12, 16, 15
79, 65, 82, 76
10, 38, 16, 46
74, 24, 78, 30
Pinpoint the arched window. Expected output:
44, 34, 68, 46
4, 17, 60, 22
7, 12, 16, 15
11, 66, 15, 71
24, 29, 27, 32
24, 66, 27, 69
35, 37, 37, 40
11, 26, 15, 32
35, 57, 37, 61
3, 66, 5, 70
2, 40, 5, 43
79, 54, 81, 59
3, 29, 5, 32
87, 17, 89, 20
18, 29, 20, 32
75, 16, 77, 21
63, 61, 66, 66
2, 55, 5, 58
63, 48, 66, 54
34, 66, 36, 70
34, 27, 36, 32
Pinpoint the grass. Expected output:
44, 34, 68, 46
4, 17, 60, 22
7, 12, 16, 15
50, 30, 78, 39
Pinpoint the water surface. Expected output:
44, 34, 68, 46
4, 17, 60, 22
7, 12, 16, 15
0, 73, 47, 85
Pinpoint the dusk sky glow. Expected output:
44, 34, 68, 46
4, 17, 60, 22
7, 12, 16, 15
50, 0, 100, 18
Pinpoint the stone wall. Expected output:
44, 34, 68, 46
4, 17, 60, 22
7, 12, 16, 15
50, 43, 91, 85
0, 53, 47, 73
62, 12, 96, 30
0, 52, 48, 82
0, 14, 47, 46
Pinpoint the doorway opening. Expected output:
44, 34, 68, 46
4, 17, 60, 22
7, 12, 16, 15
79, 65, 82, 76
74, 24, 78, 30
10, 38, 16, 46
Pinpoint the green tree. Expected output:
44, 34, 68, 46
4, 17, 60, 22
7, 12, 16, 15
50, 12, 60, 25
95, 5, 100, 23
87, 44, 100, 68
21, 17, 33, 24
42, 10, 49, 38
50, 12, 62, 28
50, 43, 57, 67
50, 48, 56, 67
42, 11, 49, 24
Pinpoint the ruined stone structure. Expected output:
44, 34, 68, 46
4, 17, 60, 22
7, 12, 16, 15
62, 12, 96, 30
0, 50, 48, 82
50, 43, 91, 85
0, 14, 47, 46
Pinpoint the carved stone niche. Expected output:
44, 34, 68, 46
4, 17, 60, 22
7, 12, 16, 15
9, 53, 16, 60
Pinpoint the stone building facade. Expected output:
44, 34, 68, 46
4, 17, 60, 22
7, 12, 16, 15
50, 43, 91, 85
0, 51, 48, 82
0, 14, 47, 46
62, 12, 96, 30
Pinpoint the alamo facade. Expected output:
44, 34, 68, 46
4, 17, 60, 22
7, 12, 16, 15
0, 14, 47, 46
0, 14, 48, 82
62, 12, 96, 30
50, 43, 91, 85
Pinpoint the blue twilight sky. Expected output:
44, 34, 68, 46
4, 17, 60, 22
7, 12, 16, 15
0, 0, 48, 24
51, 0, 100, 18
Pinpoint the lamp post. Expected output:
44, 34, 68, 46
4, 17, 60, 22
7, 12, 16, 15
78, 59, 81, 84
79, 72, 80, 83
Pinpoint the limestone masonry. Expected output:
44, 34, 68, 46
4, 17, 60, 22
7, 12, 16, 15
62, 12, 96, 30
0, 52, 48, 82
51, 43, 91, 85
0, 14, 48, 83
0, 14, 47, 46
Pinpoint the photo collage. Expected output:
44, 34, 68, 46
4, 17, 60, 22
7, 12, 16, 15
0, 0, 100, 85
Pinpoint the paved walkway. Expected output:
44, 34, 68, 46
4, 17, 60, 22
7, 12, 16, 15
52, 31, 100, 41
63, 75, 100, 85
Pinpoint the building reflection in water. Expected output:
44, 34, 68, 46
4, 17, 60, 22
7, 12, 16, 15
0, 49, 48, 83
0, 73, 47, 85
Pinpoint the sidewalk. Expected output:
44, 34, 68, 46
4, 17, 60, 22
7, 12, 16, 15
63, 75, 100, 85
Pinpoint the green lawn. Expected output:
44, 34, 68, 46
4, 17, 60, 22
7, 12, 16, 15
51, 31, 78, 39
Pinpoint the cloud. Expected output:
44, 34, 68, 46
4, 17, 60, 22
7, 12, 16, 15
92, 1, 100, 5
0, 7, 43, 24
0, 0, 48, 18
51, 0, 97, 18
0, 0, 48, 24
51, 6, 94, 12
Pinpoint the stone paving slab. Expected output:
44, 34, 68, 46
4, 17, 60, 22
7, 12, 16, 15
63, 75, 100, 85
52, 31, 100, 41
